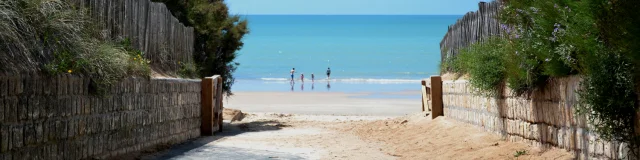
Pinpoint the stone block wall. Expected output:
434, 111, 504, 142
442, 76, 624, 159
0, 74, 201, 159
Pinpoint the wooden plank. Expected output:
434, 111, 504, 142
217, 77, 224, 131
216, 77, 224, 131
431, 76, 443, 119
201, 77, 214, 135
421, 80, 428, 112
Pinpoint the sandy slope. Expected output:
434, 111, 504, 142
243, 112, 575, 159
346, 112, 574, 160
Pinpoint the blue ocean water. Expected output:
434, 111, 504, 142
233, 15, 460, 95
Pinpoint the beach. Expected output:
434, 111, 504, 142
135, 13, 577, 159
224, 91, 422, 116
137, 90, 576, 160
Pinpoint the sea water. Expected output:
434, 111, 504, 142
232, 15, 460, 98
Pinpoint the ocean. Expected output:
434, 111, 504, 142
232, 15, 461, 97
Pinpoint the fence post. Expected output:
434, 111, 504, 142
421, 80, 429, 112
216, 78, 224, 131
430, 76, 443, 119
201, 77, 214, 135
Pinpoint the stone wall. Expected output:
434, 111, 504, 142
441, 76, 624, 159
0, 74, 202, 159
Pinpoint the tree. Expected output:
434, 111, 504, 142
153, 0, 249, 96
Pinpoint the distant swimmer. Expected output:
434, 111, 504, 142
326, 67, 331, 79
301, 73, 305, 83
290, 68, 295, 81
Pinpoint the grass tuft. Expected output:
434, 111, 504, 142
1, 0, 151, 94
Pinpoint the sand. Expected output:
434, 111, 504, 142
145, 91, 573, 159
224, 91, 421, 116
348, 112, 575, 160
144, 113, 395, 160
145, 111, 573, 160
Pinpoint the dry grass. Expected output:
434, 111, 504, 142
0, 0, 90, 72
0, 0, 150, 93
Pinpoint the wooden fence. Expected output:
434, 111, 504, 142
439, 1, 502, 66
67, 0, 195, 73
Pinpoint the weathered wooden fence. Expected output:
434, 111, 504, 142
439, 1, 502, 66
67, 0, 195, 73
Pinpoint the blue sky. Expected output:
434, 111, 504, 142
227, 0, 487, 15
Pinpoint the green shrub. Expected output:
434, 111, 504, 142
502, 39, 548, 95
514, 150, 528, 158
178, 61, 198, 78
152, 0, 249, 96
443, 0, 640, 156
75, 43, 150, 93
441, 53, 465, 76
501, 0, 640, 157
453, 37, 509, 95
577, 50, 639, 157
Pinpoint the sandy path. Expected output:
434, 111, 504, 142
213, 113, 395, 160
144, 113, 395, 160
144, 112, 573, 160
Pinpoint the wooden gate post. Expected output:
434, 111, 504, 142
216, 78, 224, 131
201, 77, 214, 135
430, 76, 443, 119
421, 79, 432, 112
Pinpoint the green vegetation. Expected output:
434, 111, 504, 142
2, 0, 247, 95
152, 0, 249, 96
1, 0, 150, 94
178, 61, 198, 78
443, 0, 640, 156
448, 38, 509, 95
513, 150, 527, 158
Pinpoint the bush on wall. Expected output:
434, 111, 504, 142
442, 0, 640, 156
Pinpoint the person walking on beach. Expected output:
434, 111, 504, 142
290, 68, 295, 82
326, 67, 331, 79
301, 73, 305, 83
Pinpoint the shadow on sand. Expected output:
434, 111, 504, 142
139, 120, 296, 160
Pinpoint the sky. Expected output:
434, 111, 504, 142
227, 0, 487, 15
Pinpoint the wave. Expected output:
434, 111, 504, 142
257, 77, 421, 84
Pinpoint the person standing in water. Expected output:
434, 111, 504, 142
311, 73, 315, 82
326, 67, 331, 79
290, 68, 295, 82
301, 73, 305, 83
